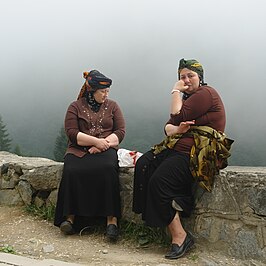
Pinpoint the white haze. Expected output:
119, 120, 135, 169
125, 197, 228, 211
0, 0, 265, 165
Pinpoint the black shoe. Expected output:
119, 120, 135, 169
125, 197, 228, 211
60, 221, 75, 235
165, 233, 194, 259
106, 224, 119, 241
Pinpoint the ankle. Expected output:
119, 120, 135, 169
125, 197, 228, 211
66, 215, 74, 224
172, 232, 187, 245
107, 216, 117, 226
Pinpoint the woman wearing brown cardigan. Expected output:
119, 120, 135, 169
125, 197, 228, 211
54, 70, 125, 241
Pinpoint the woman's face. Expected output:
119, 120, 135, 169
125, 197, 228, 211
93, 88, 109, 103
179, 68, 200, 94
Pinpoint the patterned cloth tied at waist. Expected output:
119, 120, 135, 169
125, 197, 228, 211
152, 126, 234, 192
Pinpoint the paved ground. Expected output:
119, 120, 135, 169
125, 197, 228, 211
0, 252, 82, 265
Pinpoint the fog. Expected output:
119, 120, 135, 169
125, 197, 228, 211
0, 0, 265, 165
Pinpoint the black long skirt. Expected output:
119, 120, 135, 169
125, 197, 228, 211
132, 149, 194, 227
54, 148, 121, 228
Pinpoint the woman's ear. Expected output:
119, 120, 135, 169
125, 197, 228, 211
199, 76, 203, 86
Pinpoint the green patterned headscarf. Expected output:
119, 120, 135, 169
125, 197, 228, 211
178, 58, 204, 83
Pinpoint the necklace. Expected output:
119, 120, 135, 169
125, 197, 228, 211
82, 100, 108, 137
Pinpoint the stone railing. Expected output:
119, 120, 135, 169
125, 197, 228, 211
0, 151, 265, 261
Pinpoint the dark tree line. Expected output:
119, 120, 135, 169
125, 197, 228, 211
1, 113, 265, 166
0, 114, 12, 152
0, 113, 67, 161
0, 114, 26, 156
53, 126, 68, 162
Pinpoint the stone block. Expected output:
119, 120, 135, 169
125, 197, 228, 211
46, 189, 58, 207
0, 188, 24, 205
228, 229, 266, 260
22, 165, 63, 190
119, 167, 142, 224
17, 180, 33, 205
1, 169, 20, 189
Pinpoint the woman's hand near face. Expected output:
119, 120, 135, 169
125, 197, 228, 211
170, 80, 187, 115
172, 80, 189, 93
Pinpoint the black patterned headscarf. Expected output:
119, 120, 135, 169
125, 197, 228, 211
77, 70, 112, 112
178, 58, 206, 85
77, 70, 112, 100
86, 70, 112, 91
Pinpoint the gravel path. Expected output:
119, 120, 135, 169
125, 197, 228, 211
0, 206, 263, 266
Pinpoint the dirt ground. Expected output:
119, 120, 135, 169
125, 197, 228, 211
0, 205, 262, 266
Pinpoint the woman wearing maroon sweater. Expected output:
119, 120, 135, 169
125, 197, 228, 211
54, 70, 125, 241
133, 59, 227, 259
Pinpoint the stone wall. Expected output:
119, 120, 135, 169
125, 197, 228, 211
0, 151, 265, 261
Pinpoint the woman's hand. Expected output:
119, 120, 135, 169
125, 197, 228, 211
178, 120, 195, 133
105, 133, 119, 147
94, 138, 110, 151
171, 80, 188, 94
170, 80, 188, 115
165, 120, 195, 136
88, 146, 102, 154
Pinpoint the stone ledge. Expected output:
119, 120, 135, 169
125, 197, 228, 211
0, 151, 265, 262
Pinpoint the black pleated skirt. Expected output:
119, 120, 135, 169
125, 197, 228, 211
54, 148, 121, 228
133, 149, 194, 227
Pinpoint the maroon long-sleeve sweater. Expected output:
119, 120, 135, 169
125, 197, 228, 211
166, 85, 226, 154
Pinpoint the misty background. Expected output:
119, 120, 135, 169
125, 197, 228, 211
0, 0, 265, 166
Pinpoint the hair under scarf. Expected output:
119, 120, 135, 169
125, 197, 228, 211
77, 70, 112, 100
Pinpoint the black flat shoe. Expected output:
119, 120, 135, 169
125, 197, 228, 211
106, 224, 119, 241
165, 233, 194, 259
60, 221, 75, 235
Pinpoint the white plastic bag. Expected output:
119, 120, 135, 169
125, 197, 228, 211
117, 148, 143, 167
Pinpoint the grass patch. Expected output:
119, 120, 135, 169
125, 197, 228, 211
24, 204, 55, 221
187, 253, 199, 261
119, 220, 170, 247
0, 245, 15, 254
